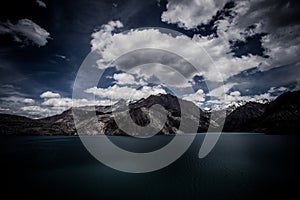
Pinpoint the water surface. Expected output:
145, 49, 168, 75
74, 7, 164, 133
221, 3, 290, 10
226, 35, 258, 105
1, 134, 299, 199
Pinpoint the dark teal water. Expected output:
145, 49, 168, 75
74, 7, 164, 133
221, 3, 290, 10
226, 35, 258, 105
1, 134, 299, 200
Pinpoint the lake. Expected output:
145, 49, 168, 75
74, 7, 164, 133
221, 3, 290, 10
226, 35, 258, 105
1, 134, 299, 200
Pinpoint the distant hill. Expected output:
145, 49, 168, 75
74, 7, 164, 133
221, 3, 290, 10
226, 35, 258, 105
1, 91, 300, 135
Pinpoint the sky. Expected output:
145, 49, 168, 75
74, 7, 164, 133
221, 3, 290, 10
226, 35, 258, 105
0, 0, 299, 118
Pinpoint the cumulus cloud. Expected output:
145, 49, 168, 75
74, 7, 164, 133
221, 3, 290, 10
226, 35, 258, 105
221, 0, 300, 71
229, 91, 241, 97
36, 0, 47, 8
0, 19, 50, 46
161, 0, 300, 71
23, 98, 35, 104
85, 85, 166, 101
41, 97, 73, 107
158, 0, 300, 99
161, 0, 227, 29
40, 91, 61, 98
91, 20, 123, 52
0, 90, 119, 118
41, 97, 113, 108
90, 20, 265, 87
182, 89, 205, 106
21, 106, 51, 115
0, 96, 41, 118
90, 19, 294, 108
112, 73, 144, 85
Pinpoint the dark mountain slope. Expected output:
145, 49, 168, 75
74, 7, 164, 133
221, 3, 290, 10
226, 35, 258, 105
0, 91, 300, 135
223, 102, 267, 132
254, 91, 300, 133
0, 94, 210, 135
224, 90, 300, 133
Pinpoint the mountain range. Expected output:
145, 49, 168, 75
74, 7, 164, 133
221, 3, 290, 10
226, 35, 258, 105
1, 90, 300, 135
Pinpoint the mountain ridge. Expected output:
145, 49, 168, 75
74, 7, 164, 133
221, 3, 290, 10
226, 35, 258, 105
1, 91, 300, 135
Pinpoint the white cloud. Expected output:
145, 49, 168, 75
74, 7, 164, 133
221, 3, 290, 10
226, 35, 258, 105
42, 97, 72, 107
160, 0, 300, 78
4, 91, 117, 118
0, 19, 50, 46
260, 26, 300, 70
90, 21, 264, 87
20, 105, 63, 119
1, 96, 34, 104
36, 0, 47, 8
207, 83, 236, 98
55, 54, 67, 60
193, 34, 265, 81
40, 91, 61, 98
91, 20, 123, 53
226, 92, 274, 104
0, 107, 10, 111
41, 97, 114, 108
208, 88, 278, 111
217, 0, 300, 72
182, 89, 205, 106
23, 98, 35, 104
268, 86, 288, 94
39, 91, 115, 110
113, 73, 137, 85
161, 0, 227, 29
1, 87, 164, 118
0, 96, 49, 118
21, 106, 50, 113
85, 85, 166, 100
277, 87, 288, 92
205, 83, 283, 110
229, 91, 241, 97
127, 63, 193, 88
